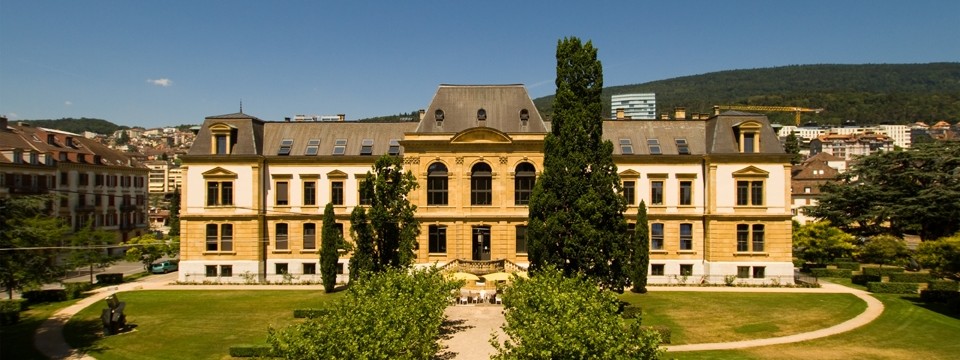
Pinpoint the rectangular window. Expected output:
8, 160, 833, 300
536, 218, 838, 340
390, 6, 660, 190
388, 139, 400, 156
278, 139, 293, 156
752, 224, 765, 252
623, 181, 635, 205
737, 266, 750, 279
276, 223, 289, 250
679, 223, 693, 250
331, 181, 344, 205
651, 223, 664, 250
516, 225, 528, 254
79, 173, 89, 186
61, 172, 68, 185
360, 139, 374, 155
205, 265, 218, 277
359, 182, 372, 206
333, 139, 347, 156
206, 224, 218, 251
305, 139, 320, 156
216, 135, 228, 154
750, 181, 764, 206
679, 181, 692, 206
752, 266, 766, 279
303, 223, 317, 250
219, 265, 232, 277
651, 264, 665, 276
303, 181, 317, 206
743, 133, 756, 153
303, 263, 316, 275
207, 181, 233, 206
737, 224, 750, 252
428, 225, 447, 253
676, 138, 690, 155
651, 180, 664, 205
276, 181, 289, 206
736, 181, 749, 206
619, 138, 633, 155
679, 264, 693, 276
336, 262, 345, 275
221, 224, 233, 251
276, 263, 289, 275
647, 138, 661, 155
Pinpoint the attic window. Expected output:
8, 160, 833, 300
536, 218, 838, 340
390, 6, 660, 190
388, 139, 400, 156
47, 134, 56, 145
435, 109, 444, 126
520, 109, 529, 126
360, 139, 374, 155
305, 139, 320, 156
619, 139, 633, 155
333, 139, 347, 156
647, 139, 662, 155
278, 139, 294, 156
676, 138, 690, 155
477, 109, 487, 121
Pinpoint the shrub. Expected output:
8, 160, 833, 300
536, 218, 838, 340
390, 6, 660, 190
810, 268, 852, 278
95, 273, 124, 285
851, 274, 881, 286
64, 282, 94, 300
639, 325, 671, 344
292, 308, 331, 319
919, 290, 960, 303
228, 344, 273, 357
861, 266, 905, 277
928, 280, 960, 291
833, 262, 861, 271
0, 300, 26, 325
867, 282, 919, 294
832, 257, 854, 263
22, 289, 67, 303
621, 306, 642, 321
888, 272, 934, 283
801, 263, 827, 273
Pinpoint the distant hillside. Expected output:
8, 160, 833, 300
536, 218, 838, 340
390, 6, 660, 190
532, 63, 960, 125
18, 118, 128, 135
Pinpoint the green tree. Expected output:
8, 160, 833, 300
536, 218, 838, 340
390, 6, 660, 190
491, 266, 663, 359
67, 223, 119, 284
783, 131, 803, 165
631, 201, 650, 293
857, 234, 909, 270
114, 130, 129, 146
528, 37, 630, 291
793, 221, 857, 264
348, 206, 375, 282
807, 141, 960, 240
350, 155, 419, 272
124, 233, 179, 270
320, 203, 343, 292
167, 187, 181, 236
0, 195, 68, 299
916, 232, 960, 280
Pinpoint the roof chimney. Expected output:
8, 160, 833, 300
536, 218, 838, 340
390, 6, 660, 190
284, 117, 291, 122
674, 107, 686, 120
660, 113, 670, 120
616, 108, 625, 120
713, 106, 721, 116
418, 109, 426, 121
337, 114, 345, 122
0, 116, 7, 131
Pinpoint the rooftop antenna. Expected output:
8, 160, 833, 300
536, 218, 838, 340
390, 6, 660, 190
240, 99, 243, 113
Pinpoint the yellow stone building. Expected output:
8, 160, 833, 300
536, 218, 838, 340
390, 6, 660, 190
178, 85, 793, 284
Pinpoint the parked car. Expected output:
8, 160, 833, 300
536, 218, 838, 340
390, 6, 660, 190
151, 260, 179, 274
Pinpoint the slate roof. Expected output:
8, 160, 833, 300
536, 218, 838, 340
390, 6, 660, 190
415, 85, 548, 134
262, 121, 417, 156
603, 120, 706, 155
705, 111, 784, 154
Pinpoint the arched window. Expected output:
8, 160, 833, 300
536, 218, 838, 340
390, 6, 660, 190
427, 162, 448, 206
471, 162, 492, 205
514, 162, 536, 205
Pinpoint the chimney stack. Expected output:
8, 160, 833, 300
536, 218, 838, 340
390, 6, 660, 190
0, 116, 7, 131
660, 113, 670, 120
674, 107, 686, 120
713, 106, 721, 116
616, 108, 625, 120
337, 114, 345, 122
419, 109, 426, 121
284, 117, 291, 122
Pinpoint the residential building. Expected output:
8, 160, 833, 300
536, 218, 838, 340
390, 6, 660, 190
809, 132, 895, 161
790, 152, 844, 224
611, 93, 657, 120
178, 85, 794, 285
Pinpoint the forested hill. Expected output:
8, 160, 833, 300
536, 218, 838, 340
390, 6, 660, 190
532, 63, 960, 125
15, 118, 127, 135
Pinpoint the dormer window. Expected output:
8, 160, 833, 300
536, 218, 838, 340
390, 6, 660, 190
388, 139, 400, 156
47, 134, 56, 145
520, 109, 529, 126
477, 108, 487, 121
734, 122, 762, 153
676, 138, 690, 155
210, 123, 237, 155
435, 109, 444, 127
12, 150, 22, 164
278, 139, 293, 156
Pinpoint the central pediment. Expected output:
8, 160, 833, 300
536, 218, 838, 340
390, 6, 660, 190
450, 128, 512, 144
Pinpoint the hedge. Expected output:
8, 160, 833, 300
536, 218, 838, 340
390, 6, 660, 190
851, 274, 881, 286
867, 282, 919, 294
801, 263, 827, 273
888, 272, 934, 283
833, 262, 861, 271
621, 306, 642, 321
920, 290, 960, 303
0, 299, 26, 326
862, 266, 905, 277
292, 308, 331, 319
96, 273, 124, 285
22, 289, 67, 303
64, 282, 94, 300
228, 344, 273, 357
640, 325, 671, 344
810, 268, 852, 278
928, 280, 960, 291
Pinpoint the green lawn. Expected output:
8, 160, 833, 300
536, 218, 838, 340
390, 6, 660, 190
620, 292, 866, 344
64, 290, 341, 360
1, 299, 80, 360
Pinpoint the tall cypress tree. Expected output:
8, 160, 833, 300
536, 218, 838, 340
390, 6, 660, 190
631, 201, 649, 293
348, 206, 374, 282
350, 154, 420, 272
320, 203, 340, 292
528, 37, 630, 292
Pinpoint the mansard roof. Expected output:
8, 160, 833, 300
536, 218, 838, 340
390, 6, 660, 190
415, 84, 548, 134
705, 111, 784, 154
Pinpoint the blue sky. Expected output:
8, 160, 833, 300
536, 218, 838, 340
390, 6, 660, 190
1, 1, 958, 129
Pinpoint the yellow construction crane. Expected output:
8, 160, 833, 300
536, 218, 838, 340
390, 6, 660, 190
713, 105, 824, 126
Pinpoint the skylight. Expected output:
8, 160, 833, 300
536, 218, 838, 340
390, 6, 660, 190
619, 138, 633, 155
647, 139, 661, 155
333, 139, 347, 156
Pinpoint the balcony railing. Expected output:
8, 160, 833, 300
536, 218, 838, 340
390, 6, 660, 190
439, 258, 528, 275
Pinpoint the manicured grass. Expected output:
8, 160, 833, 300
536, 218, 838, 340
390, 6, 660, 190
0, 299, 80, 360
668, 294, 960, 359
621, 292, 866, 344
64, 290, 341, 360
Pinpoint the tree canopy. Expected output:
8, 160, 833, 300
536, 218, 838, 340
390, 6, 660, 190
528, 37, 630, 292
916, 232, 960, 280
349, 155, 419, 273
67, 223, 120, 284
0, 195, 68, 299
793, 221, 857, 264
806, 141, 960, 240
320, 203, 346, 292
124, 233, 179, 270
857, 234, 909, 270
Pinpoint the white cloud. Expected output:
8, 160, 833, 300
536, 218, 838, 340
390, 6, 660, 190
147, 78, 173, 87
64, 101, 73, 106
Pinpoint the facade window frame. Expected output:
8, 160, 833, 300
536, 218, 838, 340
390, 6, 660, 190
514, 162, 536, 206
471, 162, 493, 206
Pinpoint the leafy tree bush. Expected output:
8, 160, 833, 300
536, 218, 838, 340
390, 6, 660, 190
67, 223, 120, 284
123, 234, 178, 270
857, 234, 909, 271
268, 267, 460, 359
793, 221, 857, 265
916, 232, 960, 280
348, 206, 375, 282
349, 155, 420, 273
0, 195, 68, 299
491, 267, 663, 359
